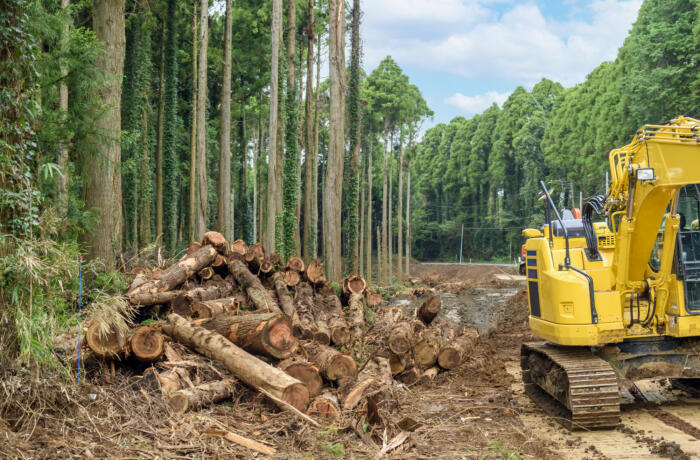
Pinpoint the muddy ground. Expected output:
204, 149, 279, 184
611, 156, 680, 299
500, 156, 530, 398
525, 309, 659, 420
3, 262, 700, 458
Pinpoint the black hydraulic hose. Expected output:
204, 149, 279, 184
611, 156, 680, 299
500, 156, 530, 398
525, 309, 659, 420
582, 195, 606, 260
539, 181, 599, 324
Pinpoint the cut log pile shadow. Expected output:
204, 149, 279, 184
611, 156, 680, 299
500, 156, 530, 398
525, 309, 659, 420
82, 230, 480, 429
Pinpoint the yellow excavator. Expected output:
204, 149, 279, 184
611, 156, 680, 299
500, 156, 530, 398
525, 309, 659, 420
521, 116, 700, 429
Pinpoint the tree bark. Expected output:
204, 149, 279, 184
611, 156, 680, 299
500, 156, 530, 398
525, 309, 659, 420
417, 295, 440, 325
348, 0, 362, 273
301, 341, 357, 381
406, 165, 411, 276
128, 290, 182, 306
129, 245, 217, 296
388, 136, 393, 282
228, 259, 280, 312
197, 312, 297, 359
170, 283, 234, 316
167, 379, 236, 414
266, 0, 282, 250
381, 133, 388, 284
347, 293, 364, 342
312, 24, 321, 260
272, 272, 295, 317
278, 357, 322, 397
366, 140, 373, 284
191, 296, 242, 319
303, 0, 315, 263
323, 0, 345, 281
163, 314, 309, 410
188, 0, 197, 242
218, 0, 233, 239
413, 326, 440, 368
86, 0, 125, 269
195, 0, 209, 240
397, 131, 404, 280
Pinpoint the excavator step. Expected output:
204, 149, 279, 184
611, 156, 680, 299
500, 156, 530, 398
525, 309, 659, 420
521, 342, 621, 430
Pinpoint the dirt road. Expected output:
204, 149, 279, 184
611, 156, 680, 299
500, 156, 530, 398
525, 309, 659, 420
406, 262, 700, 459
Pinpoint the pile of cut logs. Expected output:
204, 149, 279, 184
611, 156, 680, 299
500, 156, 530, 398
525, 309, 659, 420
83, 231, 477, 420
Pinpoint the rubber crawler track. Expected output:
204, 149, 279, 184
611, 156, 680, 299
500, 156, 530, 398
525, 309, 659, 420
521, 342, 621, 430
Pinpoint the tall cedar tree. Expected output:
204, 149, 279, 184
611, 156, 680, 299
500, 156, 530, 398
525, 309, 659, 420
345, 0, 361, 273
195, 0, 209, 240
218, 0, 233, 239
282, 0, 299, 259
266, 0, 282, 251
303, 0, 315, 262
162, 0, 179, 252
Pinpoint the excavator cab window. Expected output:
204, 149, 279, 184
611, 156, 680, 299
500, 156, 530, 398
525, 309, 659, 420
675, 185, 700, 312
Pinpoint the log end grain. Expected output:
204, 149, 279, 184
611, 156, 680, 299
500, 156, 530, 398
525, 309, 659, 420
308, 395, 340, 419
283, 270, 301, 287
281, 383, 310, 411
418, 295, 441, 325
264, 315, 298, 359
129, 326, 164, 362
328, 354, 358, 381
167, 392, 190, 414
203, 231, 228, 254
86, 322, 127, 358
278, 359, 323, 398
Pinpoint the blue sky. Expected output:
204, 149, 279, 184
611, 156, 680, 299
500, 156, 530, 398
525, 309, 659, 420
360, 0, 643, 129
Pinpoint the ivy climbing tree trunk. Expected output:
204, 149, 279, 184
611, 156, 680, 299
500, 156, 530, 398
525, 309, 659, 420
303, 0, 315, 263
406, 163, 411, 276
189, 0, 197, 243
162, 0, 179, 252
195, 0, 209, 240
155, 26, 164, 244
86, 0, 125, 269
346, 0, 361, 274
397, 130, 404, 280
218, 0, 232, 240
57, 0, 70, 219
366, 139, 372, 284
312, 26, 321, 259
282, 0, 299, 259
324, 0, 346, 281
381, 131, 388, 284
266, 0, 282, 251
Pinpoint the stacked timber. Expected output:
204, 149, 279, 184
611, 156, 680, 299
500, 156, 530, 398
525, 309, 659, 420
84, 231, 477, 423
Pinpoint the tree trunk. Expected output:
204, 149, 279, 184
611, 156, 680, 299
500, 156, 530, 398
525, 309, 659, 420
347, 292, 364, 342
218, 0, 233, 239
348, 0, 362, 273
203, 230, 228, 254
413, 326, 440, 368
376, 225, 382, 283
228, 259, 280, 313
406, 162, 410, 276
323, 0, 345, 281
170, 283, 234, 316
312, 25, 321, 259
195, 0, 209, 240
128, 290, 182, 306
167, 379, 236, 414
282, 0, 299, 260
359, 161, 365, 276
86, 321, 128, 358
57, 0, 70, 218
197, 312, 297, 359
437, 329, 478, 370
387, 321, 412, 356
303, 0, 315, 263
381, 133, 388, 284
397, 132, 404, 281
366, 140, 372, 284
388, 135, 393, 282
278, 357, 322, 397
129, 245, 217, 296
417, 295, 440, 325
138, 89, 152, 246
301, 341, 357, 381
266, 0, 282, 250
163, 314, 309, 410
188, 0, 197, 242
158, 368, 190, 395
156, 23, 165, 243
86, 0, 125, 269
308, 394, 340, 419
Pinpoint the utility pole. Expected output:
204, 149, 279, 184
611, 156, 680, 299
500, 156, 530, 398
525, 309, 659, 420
459, 223, 464, 264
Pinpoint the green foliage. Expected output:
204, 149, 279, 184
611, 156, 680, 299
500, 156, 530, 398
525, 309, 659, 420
323, 442, 345, 457
282, 56, 299, 259
479, 441, 523, 460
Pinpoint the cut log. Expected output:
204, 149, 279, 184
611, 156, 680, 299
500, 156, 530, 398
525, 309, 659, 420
293, 282, 319, 338
278, 357, 323, 397
301, 341, 357, 381
128, 325, 164, 362
130, 245, 218, 296
389, 353, 413, 376
244, 243, 265, 271
170, 283, 234, 317
127, 272, 149, 295
268, 252, 283, 268
86, 321, 128, 358
283, 269, 301, 287
397, 367, 421, 385
228, 258, 280, 313
337, 377, 381, 410
202, 231, 229, 255
185, 241, 203, 256
259, 259, 274, 275
413, 326, 441, 368
365, 291, 383, 308
198, 266, 214, 280
420, 367, 439, 384
307, 394, 340, 419
343, 274, 367, 295
167, 379, 237, 414
347, 292, 365, 342
191, 296, 242, 319
197, 312, 297, 359
128, 290, 182, 306
272, 272, 296, 318
437, 329, 478, 370
230, 239, 248, 258
286, 256, 305, 273
305, 258, 326, 286
388, 321, 413, 356
158, 368, 190, 395
212, 254, 227, 268
417, 296, 441, 325
328, 316, 350, 346
313, 321, 331, 345
162, 314, 309, 410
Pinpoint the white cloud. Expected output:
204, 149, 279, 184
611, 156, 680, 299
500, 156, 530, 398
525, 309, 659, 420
445, 90, 510, 114
362, 0, 643, 87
